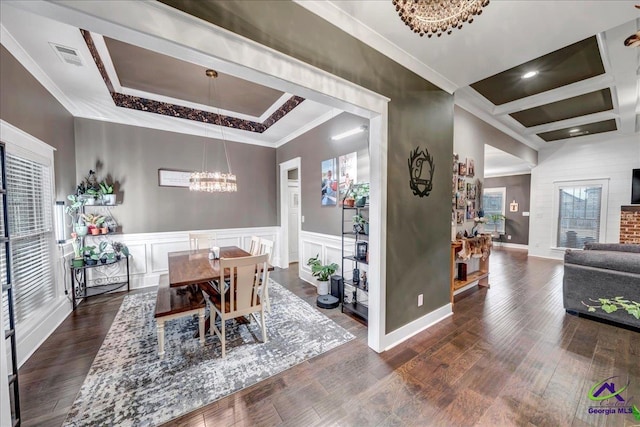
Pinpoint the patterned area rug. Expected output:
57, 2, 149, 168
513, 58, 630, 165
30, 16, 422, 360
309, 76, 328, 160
63, 280, 354, 427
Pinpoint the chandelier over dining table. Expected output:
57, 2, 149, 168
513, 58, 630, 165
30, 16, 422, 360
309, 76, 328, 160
392, 0, 490, 37
189, 69, 238, 193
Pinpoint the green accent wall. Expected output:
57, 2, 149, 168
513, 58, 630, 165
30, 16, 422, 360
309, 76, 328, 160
160, 0, 455, 333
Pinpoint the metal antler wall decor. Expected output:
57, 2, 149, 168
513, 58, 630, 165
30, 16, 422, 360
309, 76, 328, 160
408, 146, 435, 198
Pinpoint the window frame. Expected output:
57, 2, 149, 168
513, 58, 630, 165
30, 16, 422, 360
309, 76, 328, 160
551, 179, 609, 250
482, 187, 506, 234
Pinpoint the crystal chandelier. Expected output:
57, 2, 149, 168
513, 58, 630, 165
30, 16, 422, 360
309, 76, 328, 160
189, 69, 237, 193
392, 0, 490, 38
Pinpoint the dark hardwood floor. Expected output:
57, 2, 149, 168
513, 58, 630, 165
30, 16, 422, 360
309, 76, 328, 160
19, 249, 640, 426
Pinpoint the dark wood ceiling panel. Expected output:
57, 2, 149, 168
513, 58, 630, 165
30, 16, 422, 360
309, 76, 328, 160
470, 37, 605, 105
104, 37, 284, 117
537, 119, 617, 142
509, 88, 613, 127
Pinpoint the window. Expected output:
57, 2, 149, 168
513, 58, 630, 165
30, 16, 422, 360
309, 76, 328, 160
554, 180, 608, 249
1, 122, 57, 335
482, 187, 506, 234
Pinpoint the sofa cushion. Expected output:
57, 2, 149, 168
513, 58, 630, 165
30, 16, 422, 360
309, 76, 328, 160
565, 249, 640, 275
584, 243, 640, 253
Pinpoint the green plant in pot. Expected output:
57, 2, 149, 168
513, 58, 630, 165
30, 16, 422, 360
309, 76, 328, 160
353, 182, 369, 207
111, 241, 130, 260
99, 180, 116, 205
353, 214, 369, 235
488, 213, 506, 236
306, 254, 339, 296
82, 245, 100, 265
65, 195, 87, 236
70, 232, 84, 268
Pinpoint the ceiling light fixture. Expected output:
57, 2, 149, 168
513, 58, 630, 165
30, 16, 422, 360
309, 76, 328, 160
569, 128, 580, 133
569, 130, 589, 137
521, 71, 538, 79
331, 125, 367, 141
189, 69, 237, 193
392, 0, 490, 38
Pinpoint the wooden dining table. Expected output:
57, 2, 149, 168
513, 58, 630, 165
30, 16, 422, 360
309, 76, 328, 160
168, 246, 254, 288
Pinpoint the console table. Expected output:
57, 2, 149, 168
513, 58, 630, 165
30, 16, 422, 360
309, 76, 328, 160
450, 237, 491, 304
69, 256, 130, 310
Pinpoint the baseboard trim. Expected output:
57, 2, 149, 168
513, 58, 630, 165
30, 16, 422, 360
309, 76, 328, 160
494, 242, 528, 250
383, 303, 453, 351
17, 297, 71, 367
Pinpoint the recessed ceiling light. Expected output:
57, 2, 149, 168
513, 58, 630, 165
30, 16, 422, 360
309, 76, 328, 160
331, 125, 367, 141
569, 128, 580, 133
521, 71, 538, 79
569, 130, 589, 137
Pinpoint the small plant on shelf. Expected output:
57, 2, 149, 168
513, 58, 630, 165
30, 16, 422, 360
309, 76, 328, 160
70, 232, 84, 267
353, 182, 370, 207
99, 180, 116, 205
111, 241, 130, 260
65, 195, 87, 236
82, 213, 105, 235
353, 214, 369, 235
81, 245, 100, 265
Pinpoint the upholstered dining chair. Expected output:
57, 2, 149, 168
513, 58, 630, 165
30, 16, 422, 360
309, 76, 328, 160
201, 253, 270, 357
248, 235, 261, 255
189, 232, 216, 250
257, 238, 274, 312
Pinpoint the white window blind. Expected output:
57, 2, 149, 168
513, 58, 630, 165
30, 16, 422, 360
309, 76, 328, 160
3, 153, 55, 326
556, 184, 603, 249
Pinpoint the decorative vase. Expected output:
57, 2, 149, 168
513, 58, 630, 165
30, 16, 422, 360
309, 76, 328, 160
317, 279, 329, 295
103, 194, 116, 205
75, 225, 88, 236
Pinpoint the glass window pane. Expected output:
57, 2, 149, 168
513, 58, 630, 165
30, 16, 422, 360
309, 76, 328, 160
557, 185, 602, 248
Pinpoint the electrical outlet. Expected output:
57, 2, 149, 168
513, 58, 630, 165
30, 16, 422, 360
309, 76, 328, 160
507, 235, 512, 240
418, 294, 423, 307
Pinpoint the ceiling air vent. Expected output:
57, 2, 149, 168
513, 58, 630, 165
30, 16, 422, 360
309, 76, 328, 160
49, 43, 83, 66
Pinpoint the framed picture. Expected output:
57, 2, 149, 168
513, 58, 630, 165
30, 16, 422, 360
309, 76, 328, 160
466, 201, 476, 220
457, 177, 466, 192
467, 183, 477, 200
456, 210, 465, 224
158, 168, 192, 188
458, 162, 467, 176
467, 158, 475, 177
321, 158, 337, 206
456, 192, 466, 209
453, 153, 459, 174
338, 152, 357, 204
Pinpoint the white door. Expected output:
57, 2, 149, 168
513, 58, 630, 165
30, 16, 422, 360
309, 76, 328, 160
288, 180, 300, 263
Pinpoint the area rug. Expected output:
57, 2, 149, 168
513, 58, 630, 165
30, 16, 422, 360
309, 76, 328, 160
63, 280, 354, 427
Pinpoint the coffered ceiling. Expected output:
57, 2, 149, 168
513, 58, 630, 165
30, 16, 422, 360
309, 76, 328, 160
1, 0, 638, 165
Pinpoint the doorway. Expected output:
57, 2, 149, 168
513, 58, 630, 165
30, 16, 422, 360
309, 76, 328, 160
287, 169, 300, 264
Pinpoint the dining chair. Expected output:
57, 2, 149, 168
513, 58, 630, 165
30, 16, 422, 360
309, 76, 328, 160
257, 238, 274, 312
248, 235, 261, 255
189, 232, 217, 250
154, 273, 206, 357
201, 253, 270, 357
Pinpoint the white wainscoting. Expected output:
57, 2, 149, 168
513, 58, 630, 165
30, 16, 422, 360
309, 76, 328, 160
299, 230, 361, 289
60, 226, 281, 292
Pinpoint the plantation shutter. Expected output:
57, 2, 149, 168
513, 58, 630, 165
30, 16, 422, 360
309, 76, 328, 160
3, 153, 55, 326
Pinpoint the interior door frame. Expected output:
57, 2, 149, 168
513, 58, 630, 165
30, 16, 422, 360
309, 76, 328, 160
279, 157, 301, 274
287, 178, 300, 263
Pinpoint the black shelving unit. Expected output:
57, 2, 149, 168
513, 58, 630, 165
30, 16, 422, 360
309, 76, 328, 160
70, 256, 130, 310
341, 205, 369, 323
1, 143, 20, 426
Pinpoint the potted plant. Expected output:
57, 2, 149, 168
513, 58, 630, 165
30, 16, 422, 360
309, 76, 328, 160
353, 182, 370, 207
111, 241, 130, 260
65, 195, 87, 236
99, 180, 116, 205
82, 213, 105, 235
306, 254, 339, 295
97, 241, 112, 263
488, 213, 506, 237
82, 245, 100, 265
77, 170, 100, 205
353, 214, 369, 235
70, 232, 84, 268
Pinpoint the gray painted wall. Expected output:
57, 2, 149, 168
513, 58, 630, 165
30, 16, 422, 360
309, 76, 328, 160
74, 118, 276, 233
276, 113, 369, 236
0, 45, 76, 201
484, 174, 531, 245
160, 0, 454, 334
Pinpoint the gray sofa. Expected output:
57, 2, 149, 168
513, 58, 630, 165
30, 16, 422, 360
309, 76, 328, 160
563, 243, 640, 329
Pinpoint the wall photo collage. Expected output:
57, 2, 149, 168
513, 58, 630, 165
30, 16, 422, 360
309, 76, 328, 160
452, 154, 479, 225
